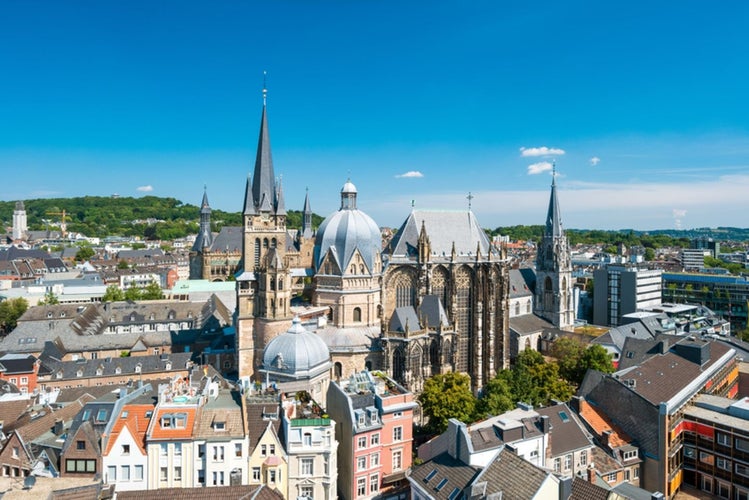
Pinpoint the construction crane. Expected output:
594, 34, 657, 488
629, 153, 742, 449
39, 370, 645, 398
45, 209, 69, 237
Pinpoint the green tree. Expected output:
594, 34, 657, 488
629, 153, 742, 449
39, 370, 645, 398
644, 247, 656, 261
578, 344, 615, 379
419, 372, 477, 433
476, 370, 514, 418
141, 281, 164, 300
511, 350, 574, 407
102, 285, 125, 302
38, 291, 60, 306
75, 246, 95, 262
117, 260, 130, 270
550, 338, 585, 383
0, 298, 29, 334
124, 286, 142, 301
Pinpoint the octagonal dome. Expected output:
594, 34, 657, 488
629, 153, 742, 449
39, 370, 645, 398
314, 179, 382, 274
262, 317, 330, 377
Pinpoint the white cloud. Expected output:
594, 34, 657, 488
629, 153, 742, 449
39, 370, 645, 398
589, 156, 601, 166
527, 161, 553, 175
395, 171, 424, 178
520, 146, 565, 157
672, 209, 687, 218
136, 185, 154, 192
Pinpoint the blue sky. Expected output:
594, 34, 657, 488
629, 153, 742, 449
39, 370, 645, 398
2, 1, 749, 231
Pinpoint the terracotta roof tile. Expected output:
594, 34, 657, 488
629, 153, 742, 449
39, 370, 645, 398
578, 399, 631, 449
104, 403, 155, 455
148, 407, 197, 440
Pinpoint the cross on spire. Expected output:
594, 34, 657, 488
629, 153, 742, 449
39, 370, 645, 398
262, 70, 268, 106
467, 192, 474, 211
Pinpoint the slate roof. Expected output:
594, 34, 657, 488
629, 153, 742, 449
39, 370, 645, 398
536, 403, 592, 455
409, 451, 480, 500
616, 334, 675, 371
0, 353, 37, 374
116, 248, 165, 260
209, 226, 243, 253
510, 314, 554, 336
0, 247, 50, 261
509, 268, 535, 298
389, 306, 422, 333
117, 484, 284, 500
418, 295, 450, 328
477, 447, 555, 499
43, 352, 193, 381
387, 210, 497, 263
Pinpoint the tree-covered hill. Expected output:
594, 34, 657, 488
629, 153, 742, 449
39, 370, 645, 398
0, 196, 324, 240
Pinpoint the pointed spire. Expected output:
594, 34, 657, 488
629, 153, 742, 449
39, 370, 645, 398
200, 185, 210, 213
252, 81, 277, 214
545, 161, 563, 238
275, 176, 286, 216
193, 186, 213, 251
302, 188, 313, 238
242, 174, 256, 216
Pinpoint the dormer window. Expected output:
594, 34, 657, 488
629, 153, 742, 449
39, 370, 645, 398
115, 366, 122, 375
76, 369, 83, 377
213, 421, 226, 431
165, 362, 172, 370
135, 364, 142, 373
96, 366, 103, 376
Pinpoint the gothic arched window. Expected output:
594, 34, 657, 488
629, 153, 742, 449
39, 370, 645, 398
353, 307, 362, 322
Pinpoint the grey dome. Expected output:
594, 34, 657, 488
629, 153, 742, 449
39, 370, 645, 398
314, 180, 382, 273
262, 317, 330, 377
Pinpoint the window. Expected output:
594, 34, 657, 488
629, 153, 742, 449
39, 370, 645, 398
174, 442, 182, 456
107, 466, 116, 482
198, 469, 205, 484
235, 443, 242, 457
736, 487, 749, 500
717, 481, 730, 499
213, 421, 225, 431
393, 426, 403, 442
11, 447, 18, 459
252, 467, 261, 482
371, 433, 380, 446
699, 451, 714, 465
737, 438, 749, 452
160, 443, 168, 456
20, 377, 28, 385
134, 465, 143, 481
261, 444, 267, 456
370, 474, 379, 493
268, 469, 276, 483
553, 457, 561, 472
358, 436, 367, 449
633, 467, 639, 479
301, 485, 314, 499
301, 458, 314, 475
174, 466, 182, 481
564, 454, 572, 471
717, 433, 730, 446
121, 465, 130, 481
371, 453, 379, 467
198, 444, 205, 458
77, 440, 86, 450
357, 477, 366, 497
624, 469, 630, 481
530, 449, 538, 458
357, 456, 367, 471
622, 449, 638, 460
213, 445, 224, 461
160, 467, 168, 481
393, 411, 403, 418
122, 444, 130, 455
304, 433, 312, 447
65, 459, 96, 473
393, 450, 402, 470
580, 450, 587, 466
270, 444, 275, 455
448, 488, 461, 500
737, 463, 749, 478
717, 456, 730, 470
606, 472, 617, 482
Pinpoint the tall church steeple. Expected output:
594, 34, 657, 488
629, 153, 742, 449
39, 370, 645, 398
236, 80, 292, 385
193, 186, 213, 251
301, 188, 313, 239
534, 163, 576, 328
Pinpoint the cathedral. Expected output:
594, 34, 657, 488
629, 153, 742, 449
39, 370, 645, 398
233, 92, 572, 395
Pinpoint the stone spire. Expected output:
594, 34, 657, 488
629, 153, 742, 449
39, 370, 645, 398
275, 176, 286, 216
545, 162, 563, 239
242, 174, 255, 216
302, 188, 313, 239
192, 187, 213, 251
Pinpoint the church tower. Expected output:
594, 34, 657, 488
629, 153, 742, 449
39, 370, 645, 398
12, 201, 27, 241
534, 165, 576, 329
189, 188, 213, 279
236, 87, 293, 383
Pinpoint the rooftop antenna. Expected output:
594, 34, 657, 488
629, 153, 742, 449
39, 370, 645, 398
467, 192, 474, 211
262, 70, 268, 106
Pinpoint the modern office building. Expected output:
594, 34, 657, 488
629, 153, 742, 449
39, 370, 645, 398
593, 265, 662, 326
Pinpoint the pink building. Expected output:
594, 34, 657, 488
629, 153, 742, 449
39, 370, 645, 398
327, 371, 417, 500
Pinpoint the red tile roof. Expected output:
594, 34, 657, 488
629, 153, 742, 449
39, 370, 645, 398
104, 403, 155, 455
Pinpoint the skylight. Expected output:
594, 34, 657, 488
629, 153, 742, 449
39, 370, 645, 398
435, 478, 448, 491
448, 488, 461, 500
559, 411, 570, 423
424, 469, 438, 482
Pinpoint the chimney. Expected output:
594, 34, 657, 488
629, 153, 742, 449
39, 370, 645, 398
587, 464, 596, 483
53, 419, 64, 436
541, 415, 551, 434
602, 430, 612, 449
